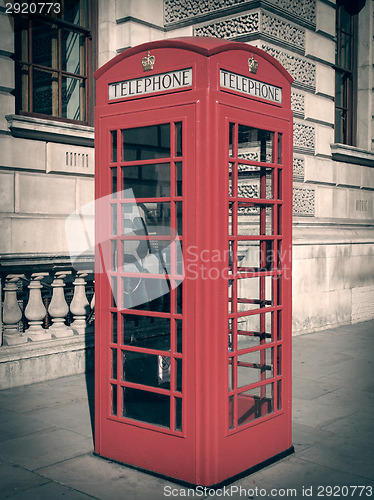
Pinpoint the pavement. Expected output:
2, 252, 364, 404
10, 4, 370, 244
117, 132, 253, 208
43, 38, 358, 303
0, 320, 373, 499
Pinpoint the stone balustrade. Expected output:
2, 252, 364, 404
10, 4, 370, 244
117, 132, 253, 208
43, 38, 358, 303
1, 269, 94, 346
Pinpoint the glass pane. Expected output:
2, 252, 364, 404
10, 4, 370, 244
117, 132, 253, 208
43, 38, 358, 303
111, 132, 118, 163
61, 30, 85, 75
111, 240, 118, 271
237, 312, 273, 349
237, 240, 273, 273
111, 168, 117, 198
64, 0, 88, 26
111, 276, 117, 308
122, 163, 170, 198
122, 351, 170, 389
111, 312, 117, 343
122, 124, 171, 161
238, 204, 273, 236
238, 125, 274, 163
122, 202, 172, 236
238, 384, 273, 426
338, 32, 352, 70
229, 163, 234, 196
32, 22, 58, 68
122, 238, 171, 273
111, 348, 117, 379
122, 387, 170, 428
62, 76, 84, 120
237, 276, 273, 313
111, 384, 117, 415
122, 314, 170, 351
278, 134, 283, 164
176, 162, 183, 196
237, 348, 273, 388
33, 69, 58, 116
229, 123, 235, 157
175, 397, 182, 431
122, 276, 170, 311
175, 122, 182, 156
176, 319, 182, 353
176, 284, 182, 315
277, 380, 282, 410
277, 346, 282, 376
228, 356, 234, 391
228, 395, 234, 429
176, 201, 183, 236
111, 204, 117, 235
278, 170, 282, 200
277, 310, 282, 341
176, 358, 182, 392
238, 165, 273, 199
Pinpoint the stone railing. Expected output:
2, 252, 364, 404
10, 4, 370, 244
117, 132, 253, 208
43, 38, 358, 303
1, 269, 94, 346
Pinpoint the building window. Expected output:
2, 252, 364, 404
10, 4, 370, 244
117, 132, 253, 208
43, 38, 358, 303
334, 0, 358, 145
14, 0, 96, 124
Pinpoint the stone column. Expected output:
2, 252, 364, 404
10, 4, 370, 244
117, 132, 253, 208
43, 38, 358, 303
70, 271, 92, 335
25, 273, 51, 342
48, 271, 74, 338
2, 274, 27, 346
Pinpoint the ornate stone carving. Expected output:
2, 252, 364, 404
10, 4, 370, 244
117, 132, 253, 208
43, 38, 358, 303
194, 12, 259, 38
165, 0, 316, 26
260, 44, 315, 89
293, 156, 305, 180
261, 13, 305, 50
293, 186, 315, 216
293, 122, 315, 152
194, 11, 305, 52
291, 92, 305, 117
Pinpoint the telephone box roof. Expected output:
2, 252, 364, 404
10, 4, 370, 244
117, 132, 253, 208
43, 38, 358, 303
94, 36, 293, 83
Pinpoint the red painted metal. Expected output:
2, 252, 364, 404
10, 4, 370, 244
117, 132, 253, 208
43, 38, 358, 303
95, 37, 293, 487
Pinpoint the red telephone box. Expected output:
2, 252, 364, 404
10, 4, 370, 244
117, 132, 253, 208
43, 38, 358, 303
94, 37, 293, 486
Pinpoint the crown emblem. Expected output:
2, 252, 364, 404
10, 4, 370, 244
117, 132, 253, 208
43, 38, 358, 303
141, 51, 155, 71
248, 54, 258, 74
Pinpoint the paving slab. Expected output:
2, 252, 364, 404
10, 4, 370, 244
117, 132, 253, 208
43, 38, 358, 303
0, 460, 50, 499
234, 456, 374, 498
0, 428, 92, 471
26, 399, 93, 439
4, 481, 97, 500
0, 408, 55, 443
37, 453, 191, 500
0, 385, 79, 414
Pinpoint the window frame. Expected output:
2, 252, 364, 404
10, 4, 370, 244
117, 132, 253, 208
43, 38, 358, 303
14, 0, 97, 126
334, 1, 358, 146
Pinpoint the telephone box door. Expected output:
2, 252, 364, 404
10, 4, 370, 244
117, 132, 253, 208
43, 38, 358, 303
218, 103, 292, 479
95, 104, 197, 481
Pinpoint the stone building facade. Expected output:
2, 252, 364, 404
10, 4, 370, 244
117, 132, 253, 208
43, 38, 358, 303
0, 0, 373, 387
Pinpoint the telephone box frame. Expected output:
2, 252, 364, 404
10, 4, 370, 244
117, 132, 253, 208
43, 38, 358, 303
94, 37, 293, 487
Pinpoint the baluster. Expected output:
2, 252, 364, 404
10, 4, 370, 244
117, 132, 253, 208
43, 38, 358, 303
25, 273, 51, 341
48, 271, 74, 338
70, 271, 92, 335
2, 274, 27, 346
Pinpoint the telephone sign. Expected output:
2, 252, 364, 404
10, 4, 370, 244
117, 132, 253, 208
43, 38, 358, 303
95, 37, 293, 487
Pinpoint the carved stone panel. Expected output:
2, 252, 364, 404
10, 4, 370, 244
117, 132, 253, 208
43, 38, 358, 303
165, 0, 316, 26
291, 92, 305, 117
194, 11, 305, 53
293, 156, 305, 181
293, 121, 315, 153
293, 186, 315, 216
260, 44, 316, 90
